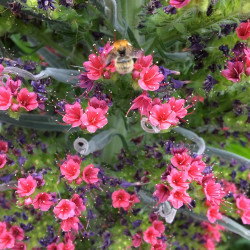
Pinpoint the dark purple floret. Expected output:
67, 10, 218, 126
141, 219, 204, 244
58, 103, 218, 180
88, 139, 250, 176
87, 209, 96, 220
31, 81, 47, 93
78, 73, 95, 91
147, 1, 162, 14
203, 166, 212, 174
240, 179, 248, 190
9, 1, 22, 14
18, 156, 27, 166
132, 220, 142, 228
163, 5, 176, 15
38, 0, 56, 11
171, 78, 184, 89
0, 174, 14, 183
206, 4, 213, 16
202, 75, 218, 93
231, 170, 236, 180
120, 218, 128, 226
219, 45, 229, 56
123, 228, 131, 236
120, 179, 134, 189
59, 0, 73, 7
20, 223, 34, 232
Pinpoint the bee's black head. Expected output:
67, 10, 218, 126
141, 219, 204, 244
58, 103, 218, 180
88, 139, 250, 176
118, 48, 126, 57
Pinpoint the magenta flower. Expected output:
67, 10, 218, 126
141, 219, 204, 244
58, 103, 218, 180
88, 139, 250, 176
152, 220, 165, 234
0, 232, 15, 249
132, 232, 142, 248
111, 189, 130, 209
170, 0, 191, 9
167, 168, 189, 190
17, 88, 38, 111
0, 87, 12, 110
153, 183, 170, 204
16, 175, 37, 197
168, 189, 192, 209
61, 216, 79, 232
242, 210, 250, 225
10, 225, 25, 241
81, 106, 108, 133
236, 195, 250, 210
62, 102, 83, 128
221, 61, 244, 83
143, 226, 161, 245
124, 193, 140, 211
203, 180, 225, 206
12, 242, 27, 250
53, 199, 75, 220
89, 97, 109, 114
83, 54, 105, 80
207, 206, 222, 223
187, 161, 205, 183
151, 239, 167, 250
6, 78, 21, 96
0, 140, 8, 153
70, 194, 86, 216
126, 91, 152, 117
167, 97, 187, 125
82, 164, 100, 184
236, 20, 250, 40
33, 192, 54, 211
133, 55, 153, 80
0, 154, 7, 169
0, 222, 6, 236
149, 103, 176, 130
138, 65, 164, 91
60, 159, 81, 182
171, 152, 192, 170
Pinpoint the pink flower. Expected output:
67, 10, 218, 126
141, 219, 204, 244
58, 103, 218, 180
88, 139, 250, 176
152, 220, 165, 234
0, 222, 6, 236
167, 168, 189, 190
57, 240, 75, 250
16, 175, 37, 197
124, 193, 140, 211
0, 64, 4, 74
60, 159, 81, 182
207, 206, 222, 223
0, 87, 12, 110
244, 48, 250, 67
126, 91, 152, 117
143, 226, 161, 245
83, 54, 105, 80
203, 180, 225, 206
187, 161, 205, 183
82, 164, 99, 184
0, 140, 8, 153
221, 61, 244, 83
81, 106, 108, 133
53, 199, 75, 220
17, 88, 38, 111
221, 179, 237, 196
153, 184, 170, 204
100, 42, 114, 58
62, 102, 83, 128
132, 232, 142, 248
168, 97, 187, 124
242, 210, 250, 225
6, 78, 21, 96
151, 239, 167, 250
149, 103, 176, 130
10, 225, 25, 241
89, 97, 108, 114
12, 242, 27, 250
0, 232, 15, 249
171, 152, 191, 170
236, 20, 250, 40
0, 154, 7, 169
70, 194, 86, 216
33, 192, 54, 211
168, 189, 191, 209
47, 243, 57, 250
138, 65, 164, 91
204, 238, 215, 250
112, 189, 130, 209
24, 197, 33, 206
170, 0, 191, 8
190, 155, 206, 169
236, 195, 250, 210
133, 55, 153, 80
61, 216, 79, 232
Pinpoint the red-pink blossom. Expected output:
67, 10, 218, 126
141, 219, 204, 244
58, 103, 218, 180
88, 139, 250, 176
16, 175, 37, 197
221, 61, 244, 83
33, 192, 54, 211
168, 97, 187, 125
167, 168, 189, 190
0, 64, 4, 74
24, 197, 33, 206
0, 154, 7, 169
190, 155, 206, 169
187, 161, 205, 183
221, 179, 237, 196
0, 87, 12, 110
138, 65, 164, 91
47, 243, 57, 250
83, 54, 105, 80
0, 222, 6, 236
126, 91, 152, 117
132, 232, 142, 248
17, 88, 38, 111
143, 226, 161, 245
236, 20, 250, 40
203, 180, 225, 206
133, 55, 153, 80
151, 239, 167, 250
153, 183, 170, 204
236, 195, 250, 210
112, 189, 130, 209
124, 193, 140, 211
81, 106, 108, 133
244, 48, 250, 67
53, 199, 76, 220
170, 0, 190, 8
171, 152, 191, 170
152, 220, 165, 234
10, 225, 25, 241
12, 242, 27, 250
6, 78, 21, 96
89, 97, 108, 114
0, 140, 8, 153
207, 206, 222, 223
62, 102, 83, 128
242, 210, 250, 225
0, 232, 15, 249
204, 237, 215, 250
82, 164, 99, 184
61, 216, 79, 232
57, 240, 75, 250
66, 154, 82, 165
60, 159, 81, 182
149, 103, 176, 130
70, 194, 86, 216
168, 189, 192, 209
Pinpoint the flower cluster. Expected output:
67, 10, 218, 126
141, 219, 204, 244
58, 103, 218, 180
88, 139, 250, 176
0, 65, 39, 113
236, 195, 250, 224
58, 154, 100, 185
0, 140, 8, 169
0, 221, 26, 249
60, 97, 109, 133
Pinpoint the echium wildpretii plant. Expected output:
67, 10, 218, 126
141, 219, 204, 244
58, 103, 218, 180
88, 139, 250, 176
0, 0, 249, 250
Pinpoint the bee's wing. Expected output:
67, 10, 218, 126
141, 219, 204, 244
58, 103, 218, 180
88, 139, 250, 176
129, 46, 144, 58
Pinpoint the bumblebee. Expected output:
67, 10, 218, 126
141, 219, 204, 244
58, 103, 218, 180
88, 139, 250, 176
106, 39, 143, 74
